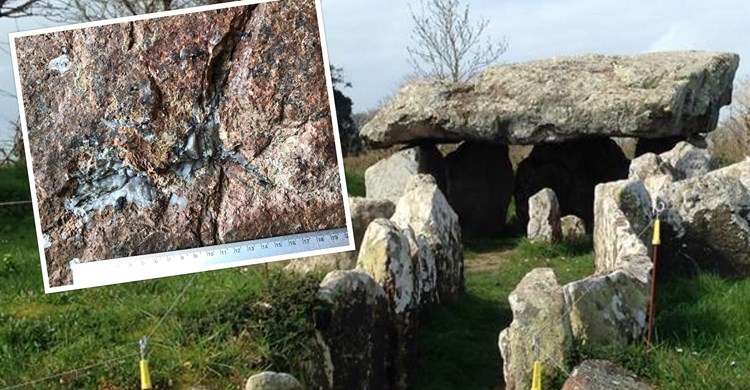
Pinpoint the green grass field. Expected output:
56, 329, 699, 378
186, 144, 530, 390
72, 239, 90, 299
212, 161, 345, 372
2, 162, 749, 389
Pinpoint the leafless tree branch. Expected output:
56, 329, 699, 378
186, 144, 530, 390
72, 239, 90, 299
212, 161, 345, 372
407, 0, 507, 83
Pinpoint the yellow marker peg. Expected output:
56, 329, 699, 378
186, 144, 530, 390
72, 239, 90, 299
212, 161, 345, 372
652, 218, 661, 246
139, 336, 152, 390
531, 360, 542, 390
140, 359, 152, 390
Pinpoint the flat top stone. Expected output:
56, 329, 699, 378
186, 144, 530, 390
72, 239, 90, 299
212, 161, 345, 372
362, 51, 738, 147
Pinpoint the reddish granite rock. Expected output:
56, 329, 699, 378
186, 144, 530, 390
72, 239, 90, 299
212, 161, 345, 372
14, 0, 346, 287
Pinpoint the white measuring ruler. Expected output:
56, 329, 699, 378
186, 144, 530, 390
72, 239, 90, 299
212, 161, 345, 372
70, 227, 350, 288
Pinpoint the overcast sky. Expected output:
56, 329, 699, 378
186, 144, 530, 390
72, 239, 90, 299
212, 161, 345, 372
2, 0, 749, 140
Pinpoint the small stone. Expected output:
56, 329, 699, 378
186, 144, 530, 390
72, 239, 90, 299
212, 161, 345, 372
527, 188, 562, 243
245, 371, 303, 390
562, 359, 653, 390
560, 215, 587, 242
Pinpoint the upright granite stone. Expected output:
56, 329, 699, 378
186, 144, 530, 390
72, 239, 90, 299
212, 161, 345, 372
391, 174, 464, 304
562, 360, 653, 390
285, 197, 395, 274
561, 215, 587, 242
311, 270, 391, 390
356, 219, 421, 388
444, 142, 514, 238
362, 52, 739, 147
593, 180, 652, 273
563, 261, 651, 346
658, 141, 717, 179
364, 145, 445, 203
515, 138, 630, 231
658, 162, 750, 276
499, 268, 573, 390
527, 188, 562, 243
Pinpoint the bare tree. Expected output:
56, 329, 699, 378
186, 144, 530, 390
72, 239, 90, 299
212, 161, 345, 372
37, 0, 231, 22
0, 0, 44, 18
407, 0, 507, 83
710, 78, 750, 164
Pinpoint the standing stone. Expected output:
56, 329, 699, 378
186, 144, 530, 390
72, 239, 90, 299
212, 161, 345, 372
364, 145, 445, 203
356, 218, 420, 388
658, 141, 717, 179
285, 197, 395, 274
516, 138, 630, 232
561, 215, 587, 242
499, 268, 573, 390
563, 260, 651, 346
527, 188, 562, 243
310, 270, 391, 390
658, 163, 750, 276
444, 141, 514, 238
391, 174, 464, 304
245, 372, 304, 390
562, 360, 653, 390
593, 180, 652, 273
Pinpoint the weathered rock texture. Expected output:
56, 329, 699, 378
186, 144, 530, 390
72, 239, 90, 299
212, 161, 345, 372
361, 51, 739, 147
444, 142, 514, 238
391, 174, 464, 303
364, 145, 445, 203
527, 188, 562, 243
499, 268, 572, 390
285, 197, 394, 274
245, 372, 303, 390
561, 215, 587, 242
658, 161, 750, 276
310, 270, 392, 390
16, 1, 346, 286
562, 360, 653, 390
516, 138, 630, 231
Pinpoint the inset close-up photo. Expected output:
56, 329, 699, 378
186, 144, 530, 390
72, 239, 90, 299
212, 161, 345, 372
11, 0, 351, 290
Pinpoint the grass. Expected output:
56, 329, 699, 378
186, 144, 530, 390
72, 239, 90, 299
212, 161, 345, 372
414, 237, 596, 390
577, 273, 750, 390
0, 164, 325, 389
0, 213, 324, 389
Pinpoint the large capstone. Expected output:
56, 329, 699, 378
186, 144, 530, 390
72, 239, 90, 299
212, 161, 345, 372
364, 145, 445, 203
444, 141, 514, 238
391, 174, 464, 304
499, 268, 573, 390
516, 138, 630, 231
361, 52, 738, 147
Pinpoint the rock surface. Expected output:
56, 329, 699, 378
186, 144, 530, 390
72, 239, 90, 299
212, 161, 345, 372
361, 51, 738, 147
658, 141, 716, 179
562, 360, 653, 390
563, 261, 651, 346
245, 372, 303, 390
364, 145, 445, 203
527, 188, 562, 243
391, 174, 464, 303
285, 197, 394, 274
499, 268, 572, 390
658, 162, 750, 276
312, 270, 391, 390
515, 138, 630, 231
444, 142, 514, 238
593, 180, 652, 273
16, 1, 346, 287
561, 215, 587, 242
